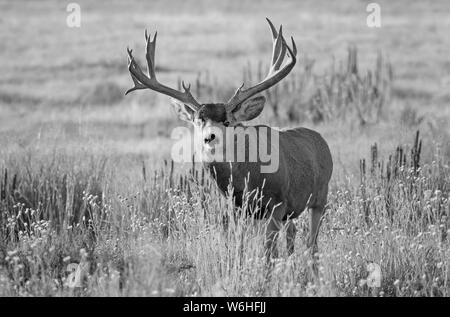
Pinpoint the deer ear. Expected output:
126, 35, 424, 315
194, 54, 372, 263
231, 96, 266, 122
171, 98, 195, 122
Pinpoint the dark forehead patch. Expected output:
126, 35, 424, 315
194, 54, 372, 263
197, 104, 227, 122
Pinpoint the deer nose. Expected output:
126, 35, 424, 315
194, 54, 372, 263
204, 133, 216, 144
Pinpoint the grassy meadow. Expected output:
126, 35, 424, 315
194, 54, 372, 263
0, 0, 449, 296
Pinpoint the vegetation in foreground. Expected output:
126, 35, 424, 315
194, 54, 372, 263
0, 129, 449, 296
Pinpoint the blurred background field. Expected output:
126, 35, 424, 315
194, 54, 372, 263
0, 0, 449, 296
1, 0, 449, 167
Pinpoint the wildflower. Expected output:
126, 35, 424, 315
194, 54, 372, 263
80, 248, 88, 260
423, 190, 432, 201
165, 288, 175, 294
7, 250, 18, 257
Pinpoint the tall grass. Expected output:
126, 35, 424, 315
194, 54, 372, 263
0, 129, 448, 296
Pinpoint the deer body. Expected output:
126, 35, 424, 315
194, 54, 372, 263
206, 125, 332, 256
207, 126, 332, 215
125, 19, 333, 258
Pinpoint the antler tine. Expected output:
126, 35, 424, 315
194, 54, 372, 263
289, 36, 297, 58
182, 81, 191, 91
271, 25, 287, 73
267, 18, 288, 68
125, 48, 147, 95
125, 30, 201, 110
145, 30, 157, 78
266, 17, 278, 40
225, 19, 298, 111
272, 25, 283, 65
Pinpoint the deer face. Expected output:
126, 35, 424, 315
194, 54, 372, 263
171, 97, 266, 156
194, 104, 227, 152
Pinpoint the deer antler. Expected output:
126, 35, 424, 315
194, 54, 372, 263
225, 18, 297, 112
125, 30, 201, 111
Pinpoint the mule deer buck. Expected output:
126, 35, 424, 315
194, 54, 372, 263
125, 19, 333, 259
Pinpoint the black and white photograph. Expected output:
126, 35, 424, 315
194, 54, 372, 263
0, 0, 449, 300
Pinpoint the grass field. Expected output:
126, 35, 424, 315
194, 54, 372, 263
0, 0, 449, 296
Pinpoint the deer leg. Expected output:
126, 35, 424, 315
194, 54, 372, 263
264, 201, 286, 261
307, 205, 324, 255
286, 219, 297, 256
307, 186, 328, 255
307, 204, 325, 279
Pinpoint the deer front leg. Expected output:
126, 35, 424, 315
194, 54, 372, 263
264, 202, 286, 261
307, 205, 325, 256
307, 186, 328, 256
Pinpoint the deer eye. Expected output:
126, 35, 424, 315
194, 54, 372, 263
223, 121, 230, 127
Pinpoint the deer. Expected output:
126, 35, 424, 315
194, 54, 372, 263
125, 18, 333, 259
